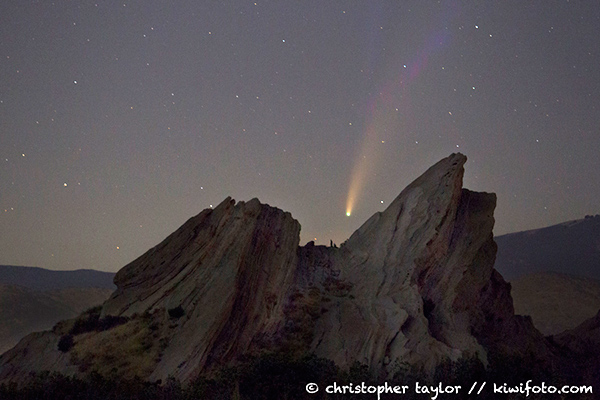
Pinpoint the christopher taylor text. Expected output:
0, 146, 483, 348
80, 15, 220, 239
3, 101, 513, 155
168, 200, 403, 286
305, 380, 593, 399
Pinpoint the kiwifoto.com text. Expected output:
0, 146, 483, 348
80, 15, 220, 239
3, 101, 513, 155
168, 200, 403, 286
305, 380, 592, 399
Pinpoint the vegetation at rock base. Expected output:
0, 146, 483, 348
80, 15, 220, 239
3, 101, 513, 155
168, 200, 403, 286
1, 350, 590, 400
55, 306, 129, 354
49, 308, 167, 380
67, 306, 129, 335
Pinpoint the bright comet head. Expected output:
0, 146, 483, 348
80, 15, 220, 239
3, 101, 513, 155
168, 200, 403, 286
346, 211, 351, 217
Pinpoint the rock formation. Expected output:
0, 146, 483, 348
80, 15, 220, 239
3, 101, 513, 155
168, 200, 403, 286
103, 196, 301, 381
0, 153, 558, 384
301, 154, 503, 370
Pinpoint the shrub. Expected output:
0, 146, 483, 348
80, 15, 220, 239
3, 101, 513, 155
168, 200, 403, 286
96, 315, 129, 331
69, 307, 129, 335
57, 334, 74, 353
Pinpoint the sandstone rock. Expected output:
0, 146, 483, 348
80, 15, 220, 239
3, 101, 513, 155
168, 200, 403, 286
103, 197, 301, 381
305, 154, 530, 373
0, 153, 561, 384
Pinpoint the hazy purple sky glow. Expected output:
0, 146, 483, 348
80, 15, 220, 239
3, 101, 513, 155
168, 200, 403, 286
1, 1, 599, 271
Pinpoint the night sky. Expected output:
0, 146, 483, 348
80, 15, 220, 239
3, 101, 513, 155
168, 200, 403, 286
1, 1, 599, 272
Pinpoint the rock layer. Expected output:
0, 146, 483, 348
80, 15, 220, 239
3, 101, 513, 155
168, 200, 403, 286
0, 153, 556, 383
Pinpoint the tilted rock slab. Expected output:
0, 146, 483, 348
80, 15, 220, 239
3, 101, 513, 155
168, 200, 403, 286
103, 196, 301, 381
0, 153, 550, 383
310, 154, 493, 370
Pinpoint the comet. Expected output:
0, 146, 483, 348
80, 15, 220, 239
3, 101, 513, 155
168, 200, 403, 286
345, 107, 396, 218
344, 24, 451, 217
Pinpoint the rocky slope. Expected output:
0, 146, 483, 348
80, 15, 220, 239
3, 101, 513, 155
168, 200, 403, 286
0, 153, 559, 384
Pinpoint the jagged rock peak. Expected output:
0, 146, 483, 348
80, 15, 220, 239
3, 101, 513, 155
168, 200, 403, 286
345, 152, 467, 251
103, 196, 299, 317
308, 153, 504, 371
101, 195, 301, 380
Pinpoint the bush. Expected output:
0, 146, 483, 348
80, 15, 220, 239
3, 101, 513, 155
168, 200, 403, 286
57, 334, 74, 353
69, 307, 128, 335
96, 315, 129, 331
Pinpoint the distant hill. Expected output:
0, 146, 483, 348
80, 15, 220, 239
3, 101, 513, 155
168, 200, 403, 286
494, 215, 600, 280
510, 272, 600, 335
494, 215, 600, 335
0, 265, 116, 291
0, 265, 115, 354
0, 285, 113, 354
